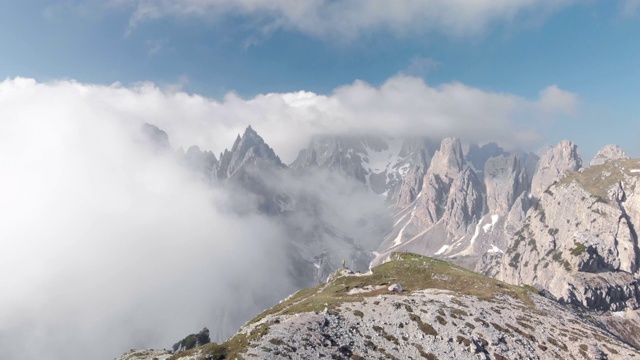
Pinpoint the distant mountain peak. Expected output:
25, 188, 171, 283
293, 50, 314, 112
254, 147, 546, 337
140, 123, 171, 151
218, 125, 284, 179
590, 144, 629, 166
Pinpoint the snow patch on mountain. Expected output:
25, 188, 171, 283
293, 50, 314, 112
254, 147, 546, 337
361, 137, 403, 173
482, 214, 499, 233
435, 244, 449, 255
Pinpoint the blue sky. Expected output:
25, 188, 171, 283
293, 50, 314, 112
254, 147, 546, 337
1, 0, 639, 159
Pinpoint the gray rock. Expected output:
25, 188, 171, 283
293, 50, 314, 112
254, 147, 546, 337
590, 144, 630, 166
530, 140, 582, 197
484, 154, 528, 216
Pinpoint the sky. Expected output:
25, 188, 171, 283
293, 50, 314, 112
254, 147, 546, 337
2, 1, 640, 360
0, 0, 639, 159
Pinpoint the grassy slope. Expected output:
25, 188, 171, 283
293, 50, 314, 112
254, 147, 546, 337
558, 158, 640, 201
174, 252, 539, 359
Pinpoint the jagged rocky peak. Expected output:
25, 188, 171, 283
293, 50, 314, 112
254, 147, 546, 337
290, 134, 369, 183
428, 137, 464, 180
291, 135, 363, 168
406, 138, 467, 232
140, 123, 171, 151
217, 125, 284, 179
484, 153, 529, 216
441, 167, 484, 237
590, 144, 630, 166
530, 139, 582, 197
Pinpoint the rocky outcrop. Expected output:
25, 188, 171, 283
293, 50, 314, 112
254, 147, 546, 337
172, 327, 211, 353
590, 144, 630, 166
530, 140, 582, 197
495, 159, 640, 312
123, 253, 640, 360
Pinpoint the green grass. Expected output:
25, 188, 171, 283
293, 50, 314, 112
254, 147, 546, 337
558, 158, 640, 202
570, 242, 586, 256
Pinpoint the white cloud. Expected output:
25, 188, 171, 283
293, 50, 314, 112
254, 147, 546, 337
112, 0, 578, 40
0, 76, 577, 164
0, 76, 401, 360
536, 84, 578, 114
0, 78, 298, 359
404, 56, 441, 77
0, 75, 577, 359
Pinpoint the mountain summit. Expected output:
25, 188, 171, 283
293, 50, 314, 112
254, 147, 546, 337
217, 126, 284, 180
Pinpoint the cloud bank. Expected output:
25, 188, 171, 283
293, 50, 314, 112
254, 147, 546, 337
113, 0, 578, 40
0, 76, 577, 164
0, 76, 575, 359
0, 80, 298, 359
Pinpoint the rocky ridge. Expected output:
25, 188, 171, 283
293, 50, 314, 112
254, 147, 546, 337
120, 253, 640, 360
133, 125, 640, 354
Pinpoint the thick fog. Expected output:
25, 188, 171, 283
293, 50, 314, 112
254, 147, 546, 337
0, 78, 390, 359
0, 76, 575, 359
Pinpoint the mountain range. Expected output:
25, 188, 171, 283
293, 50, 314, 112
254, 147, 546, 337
126, 124, 640, 358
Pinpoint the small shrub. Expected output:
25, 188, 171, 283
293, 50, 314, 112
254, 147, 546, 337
570, 242, 586, 256
409, 313, 438, 336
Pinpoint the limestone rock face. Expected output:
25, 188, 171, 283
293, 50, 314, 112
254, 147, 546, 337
590, 144, 630, 166
496, 160, 640, 312
441, 167, 484, 237
388, 138, 436, 209
426, 137, 464, 181
484, 154, 529, 216
413, 137, 465, 228
530, 140, 582, 197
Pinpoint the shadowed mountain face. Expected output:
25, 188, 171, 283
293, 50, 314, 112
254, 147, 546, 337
132, 124, 640, 353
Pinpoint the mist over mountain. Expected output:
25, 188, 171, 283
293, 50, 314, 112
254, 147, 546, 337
3, 80, 639, 359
